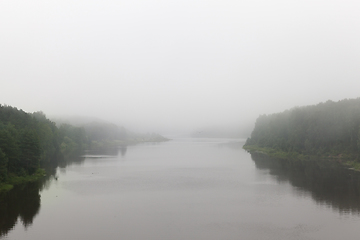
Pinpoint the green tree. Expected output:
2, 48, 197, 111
0, 125, 21, 175
19, 129, 40, 175
245, 98, 360, 158
0, 148, 8, 182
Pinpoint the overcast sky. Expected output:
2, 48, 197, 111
1, 0, 360, 134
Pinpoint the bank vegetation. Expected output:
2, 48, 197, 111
244, 98, 360, 169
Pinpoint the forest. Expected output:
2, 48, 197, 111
244, 98, 360, 164
0, 105, 89, 188
0, 104, 168, 189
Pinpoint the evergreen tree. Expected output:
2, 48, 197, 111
0, 125, 21, 175
0, 149, 8, 182
245, 98, 360, 158
19, 129, 40, 175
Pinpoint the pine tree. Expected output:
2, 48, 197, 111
0, 148, 8, 182
19, 129, 40, 175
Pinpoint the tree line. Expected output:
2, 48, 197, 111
244, 98, 360, 159
0, 105, 91, 184
0, 104, 169, 186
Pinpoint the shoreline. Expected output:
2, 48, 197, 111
0, 168, 46, 193
243, 144, 360, 171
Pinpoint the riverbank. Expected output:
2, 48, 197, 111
243, 145, 360, 171
87, 137, 171, 151
1, 137, 171, 193
0, 168, 46, 192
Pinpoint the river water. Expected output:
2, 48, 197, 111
2, 138, 360, 240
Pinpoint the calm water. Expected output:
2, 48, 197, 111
2, 138, 360, 240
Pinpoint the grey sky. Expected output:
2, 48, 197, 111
1, 0, 360, 134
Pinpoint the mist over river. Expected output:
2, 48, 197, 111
2, 138, 360, 240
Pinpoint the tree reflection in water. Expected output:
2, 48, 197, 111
0, 146, 127, 237
251, 152, 360, 214
0, 182, 40, 237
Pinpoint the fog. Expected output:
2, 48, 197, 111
1, 0, 360, 135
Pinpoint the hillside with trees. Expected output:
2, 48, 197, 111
244, 98, 360, 166
0, 105, 87, 189
53, 119, 169, 150
0, 105, 169, 190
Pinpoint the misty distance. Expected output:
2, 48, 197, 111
2, 0, 360, 239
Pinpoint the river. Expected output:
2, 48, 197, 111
1, 138, 360, 240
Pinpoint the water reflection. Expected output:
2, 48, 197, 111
0, 182, 41, 237
81, 147, 127, 159
217, 140, 245, 150
84, 147, 123, 157
251, 152, 360, 214
0, 146, 128, 238
119, 146, 127, 156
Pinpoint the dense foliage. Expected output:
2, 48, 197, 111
0, 105, 87, 184
245, 98, 360, 158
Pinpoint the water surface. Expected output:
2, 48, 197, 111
2, 138, 360, 240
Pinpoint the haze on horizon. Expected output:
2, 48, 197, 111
1, 0, 360, 135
